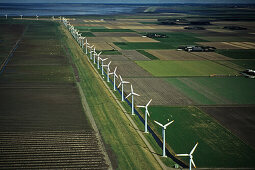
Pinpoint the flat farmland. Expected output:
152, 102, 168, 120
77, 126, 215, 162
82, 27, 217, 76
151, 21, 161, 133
145, 50, 203, 60
100, 55, 129, 61
145, 106, 255, 168
93, 42, 114, 50
217, 49, 255, 59
166, 77, 255, 105
191, 52, 232, 60
124, 78, 194, 106
87, 37, 126, 43
199, 106, 255, 149
231, 60, 255, 69
197, 42, 244, 49
114, 42, 174, 50
120, 50, 150, 61
121, 37, 159, 42
135, 60, 238, 77
0, 20, 109, 169
109, 61, 152, 78
93, 32, 141, 37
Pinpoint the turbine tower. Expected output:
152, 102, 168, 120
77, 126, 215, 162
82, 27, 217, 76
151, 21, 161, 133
109, 67, 118, 91
126, 84, 140, 115
20, 15, 23, 19
118, 75, 129, 102
5, 14, 7, 20
137, 99, 152, 132
96, 51, 102, 69
36, 15, 38, 20
154, 120, 174, 157
176, 142, 199, 170
101, 58, 108, 75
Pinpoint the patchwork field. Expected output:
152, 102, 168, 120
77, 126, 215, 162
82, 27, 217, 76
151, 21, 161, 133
124, 78, 194, 106
145, 50, 202, 60
166, 77, 255, 105
199, 106, 255, 149
136, 60, 238, 77
145, 106, 255, 168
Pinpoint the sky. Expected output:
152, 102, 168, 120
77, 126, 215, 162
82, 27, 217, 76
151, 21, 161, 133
1, 0, 255, 3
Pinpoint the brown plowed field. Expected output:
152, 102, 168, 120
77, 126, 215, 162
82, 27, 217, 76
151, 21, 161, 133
199, 106, 255, 150
93, 32, 141, 37
123, 78, 194, 106
110, 61, 152, 78
93, 42, 114, 50
120, 50, 150, 61
87, 37, 126, 43
145, 50, 203, 60
191, 52, 232, 60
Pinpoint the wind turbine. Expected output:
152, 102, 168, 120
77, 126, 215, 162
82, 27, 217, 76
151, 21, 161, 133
80, 37, 86, 49
52, 16, 55, 20
84, 39, 89, 54
5, 14, 7, 20
176, 142, 199, 170
36, 15, 38, 20
88, 45, 94, 60
118, 75, 129, 102
20, 15, 23, 19
97, 51, 102, 69
126, 84, 140, 115
109, 67, 118, 91
154, 120, 174, 157
102, 61, 111, 82
93, 47, 97, 64
101, 58, 108, 75
137, 99, 152, 131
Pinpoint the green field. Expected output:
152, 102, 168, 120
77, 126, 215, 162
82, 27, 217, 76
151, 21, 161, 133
114, 42, 174, 50
166, 77, 255, 105
137, 50, 159, 60
231, 60, 255, 69
100, 50, 122, 55
217, 49, 255, 59
146, 106, 255, 168
135, 60, 238, 77
90, 29, 135, 32
80, 31, 95, 37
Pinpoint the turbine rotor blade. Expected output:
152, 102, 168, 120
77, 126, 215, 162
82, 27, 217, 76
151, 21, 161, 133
146, 99, 152, 107
133, 92, 140, 96
164, 120, 174, 128
125, 93, 131, 99
122, 81, 129, 84
176, 154, 189, 157
114, 67, 117, 73
130, 84, 133, 93
117, 83, 121, 88
136, 105, 145, 108
190, 142, 199, 155
154, 120, 164, 127
146, 110, 150, 117
191, 158, 196, 168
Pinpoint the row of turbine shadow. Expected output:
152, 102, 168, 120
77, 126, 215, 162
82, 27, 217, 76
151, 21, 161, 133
62, 17, 198, 170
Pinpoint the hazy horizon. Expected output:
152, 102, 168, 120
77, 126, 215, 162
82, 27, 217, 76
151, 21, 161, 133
1, 0, 255, 4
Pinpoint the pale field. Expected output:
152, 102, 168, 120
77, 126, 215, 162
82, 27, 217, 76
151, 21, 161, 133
87, 37, 126, 43
121, 37, 159, 42
191, 52, 232, 60
93, 32, 141, 37
145, 50, 203, 60
116, 19, 158, 22
207, 29, 234, 33
92, 43, 114, 50
197, 42, 242, 49
120, 50, 150, 61
83, 19, 105, 23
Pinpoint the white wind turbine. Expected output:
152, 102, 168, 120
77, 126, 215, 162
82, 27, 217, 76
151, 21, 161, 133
176, 142, 199, 170
96, 51, 102, 69
36, 15, 38, 20
103, 61, 111, 82
5, 14, 7, 20
84, 39, 89, 54
109, 67, 118, 91
93, 47, 97, 64
81, 37, 86, 49
52, 16, 55, 20
154, 120, 174, 157
88, 45, 94, 60
20, 15, 23, 19
118, 75, 129, 102
126, 84, 140, 115
137, 99, 152, 131
101, 58, 108, 75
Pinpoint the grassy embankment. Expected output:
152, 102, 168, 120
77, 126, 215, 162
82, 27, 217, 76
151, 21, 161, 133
60, 24, 162, 170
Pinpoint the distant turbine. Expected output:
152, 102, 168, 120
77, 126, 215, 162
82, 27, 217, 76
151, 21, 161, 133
137, 99, 152, 131
5, 14, 7, 20
109, 67, 118, 91
103, 61, 111, 82
118, 75, 129, 102
52, 16, 55, 20
154, 120, 174, 157
176, 142, 199, 170
84, 39, 89, 54
88, 45, 94, 60
36, 15, 38, 20
126, 84, 140, 115
93, 47, 96, 64
20, 15, 23, 19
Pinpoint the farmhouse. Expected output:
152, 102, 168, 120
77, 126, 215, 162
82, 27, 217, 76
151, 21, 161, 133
178, 45, 216, 52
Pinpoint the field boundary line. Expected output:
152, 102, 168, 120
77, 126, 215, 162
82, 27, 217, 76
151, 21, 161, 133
77, 83, 113, 170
